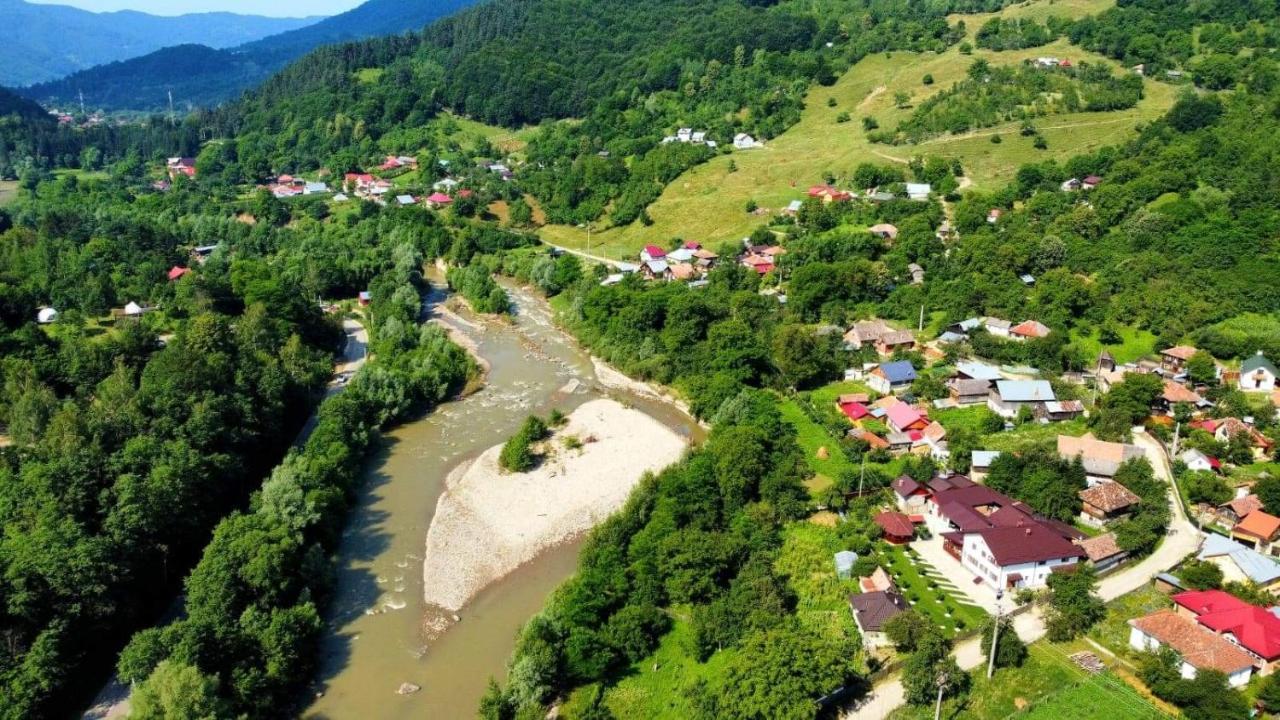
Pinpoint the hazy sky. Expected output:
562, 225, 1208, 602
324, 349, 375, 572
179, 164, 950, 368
26, 0, 362, 17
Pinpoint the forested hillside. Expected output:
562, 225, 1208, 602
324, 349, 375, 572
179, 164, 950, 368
21, 0, 480, 112
0, 0, 319, 87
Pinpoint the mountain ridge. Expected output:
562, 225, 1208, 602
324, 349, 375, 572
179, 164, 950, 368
0, 0, 322, 86
21, 0, 481, 111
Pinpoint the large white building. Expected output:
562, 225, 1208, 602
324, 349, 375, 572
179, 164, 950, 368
958, 525, 1084, 590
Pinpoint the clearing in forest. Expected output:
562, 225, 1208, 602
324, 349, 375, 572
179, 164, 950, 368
540, 1, 1176, 258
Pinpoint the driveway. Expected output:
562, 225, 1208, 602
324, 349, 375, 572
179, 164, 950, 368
845, 430, 1201, 719
910, 535, 1003, 614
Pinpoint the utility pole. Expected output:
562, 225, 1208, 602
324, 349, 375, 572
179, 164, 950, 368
168, 90, 175, 126
934, 670, 949, 720
858, 452, 867, 496
918, 304, 925, 332
78, 89, 85, 117
986, 602, 1002, 679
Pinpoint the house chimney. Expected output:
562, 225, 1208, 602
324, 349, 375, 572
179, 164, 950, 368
1025, 528, 1032, 535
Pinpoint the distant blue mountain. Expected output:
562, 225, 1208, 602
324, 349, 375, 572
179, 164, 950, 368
0, 0, 322, 86
21, 0, 481, 112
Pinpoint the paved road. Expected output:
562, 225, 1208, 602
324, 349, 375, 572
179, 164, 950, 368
81, 317, 369, 720
845, 430, 1200, 720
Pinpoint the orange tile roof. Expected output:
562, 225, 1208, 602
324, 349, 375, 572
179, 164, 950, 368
1162, 345, 1198, 361
1080, 532, 1125, 562
1162, 380, 1203, 405
1079, 482, 1141, 513
1235, 509, 1280, 542
1130, 611, 1255, 674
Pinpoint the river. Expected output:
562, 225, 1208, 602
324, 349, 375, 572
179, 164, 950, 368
303, 277, 700, 719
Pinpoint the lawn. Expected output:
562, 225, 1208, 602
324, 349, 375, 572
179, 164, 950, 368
811, 379, 878, 406
778, 397, 856, 494
0, 180, 17, 206
889, 641, 1170, 720
879, 544, 986, 637
1068, 326, 1157, 366
981, 418, 1088, 453
540, 0, 1176, 258
933, 405, 1000, 435
1087, 586, 1172, 658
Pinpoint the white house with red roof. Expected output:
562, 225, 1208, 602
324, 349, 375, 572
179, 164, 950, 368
1173, 589, 1280, 677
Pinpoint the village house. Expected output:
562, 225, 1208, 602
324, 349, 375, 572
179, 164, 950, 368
1078, 482, 1141, 527
1079, 532, 1129, 572
1240, 352, 1279, 392
1057, 433, 1146, 484
1082, 175, 1102, 190
1060, 178, 1082, 192
640, 244, 667, 263
891, 475, 931, 512
36, 307, 58, 324
1216, 417, 1274, 459
1233, 509, 1280, 553
808, 185, 854, 203
905, 183, 931, 201
1036, 400, 1085, 422
874, 511, 916, 544
921, 476, 1086, 589
948, 378, 993, 406
1156, 379, 1210, 415
1180, 448, 1222, 474
740, 252, 775, 275
848, 588, 909, 648
1161, 345, 1198, 374
874, 330, 916, 357
983, 317, 1013, 338
1219, 495, 1263, 526
987, 380, 1055, 419
642, 259, 671, 281
1009, 320, 1051, 341
868, 223, 898, 240
1173, 589, 1280, 677
420, 192, 451, 209
958, 524, 1085, 591
733, 133, 759, 149
166, 157, 196, 179
1129, 610, 1256, 687
843, 319, 894, 349
866, 361, 917, 395
935, 222, 954, 241
884, 400, 929, 434
987, 208, 1003, 224
1197, 534, 1280, 592
907, 263, 925, 285
970, 450, 1001, 483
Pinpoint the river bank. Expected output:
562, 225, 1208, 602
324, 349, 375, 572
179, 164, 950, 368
421, 398, 687, 623
303, 278, 700, 719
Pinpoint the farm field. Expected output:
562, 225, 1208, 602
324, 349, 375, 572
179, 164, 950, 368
540, 0, 1176, 259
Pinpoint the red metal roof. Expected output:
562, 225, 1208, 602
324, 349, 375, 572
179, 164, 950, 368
874, 511, 915, 539
1175, 589, 1280, 660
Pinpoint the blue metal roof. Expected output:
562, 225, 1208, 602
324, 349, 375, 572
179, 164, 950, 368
879, 361, 917, 384
1199, 533, 1280, 585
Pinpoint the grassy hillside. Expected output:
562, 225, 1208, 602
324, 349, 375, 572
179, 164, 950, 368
540, 0, 1175, 258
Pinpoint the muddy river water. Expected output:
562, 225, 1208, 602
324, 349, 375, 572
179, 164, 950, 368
303, 277, 699, 719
